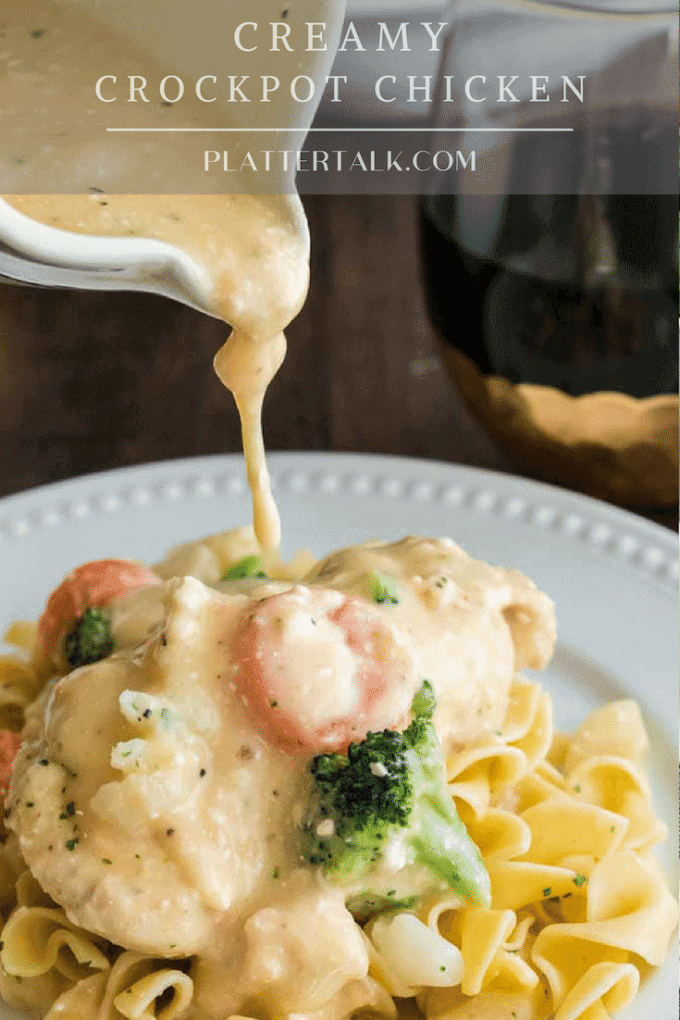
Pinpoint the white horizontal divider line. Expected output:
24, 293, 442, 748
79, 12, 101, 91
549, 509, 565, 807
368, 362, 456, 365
106, 126, 575, 133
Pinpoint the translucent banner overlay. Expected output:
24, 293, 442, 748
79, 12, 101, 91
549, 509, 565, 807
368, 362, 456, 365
0, 1, 677, 195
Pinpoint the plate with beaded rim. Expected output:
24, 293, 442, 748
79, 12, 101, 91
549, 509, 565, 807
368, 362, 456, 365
0, 451, 677, 1020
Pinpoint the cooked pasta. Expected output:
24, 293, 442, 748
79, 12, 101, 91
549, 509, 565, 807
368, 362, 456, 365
0, 528, 674, 1020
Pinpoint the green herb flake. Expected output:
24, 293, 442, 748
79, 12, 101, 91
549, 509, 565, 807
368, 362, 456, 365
542, 887, 552, 897
25, 802, 34, 808
222, 555, 267, 581
65, 801, 75, 816
439, 965, 446, 972
573, 873, 588, 888
65, 839, 78, 852
30, 28, 45, 38
271, 867, 280, 879
573, 784, 582, 793
367, 570, 399, 605
102, 858, 112, 865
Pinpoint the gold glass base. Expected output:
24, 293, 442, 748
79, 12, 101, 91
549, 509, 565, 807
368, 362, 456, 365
440, 343, 679, 509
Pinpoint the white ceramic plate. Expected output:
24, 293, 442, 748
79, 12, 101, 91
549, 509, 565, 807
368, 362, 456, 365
0, 451, 677, 1020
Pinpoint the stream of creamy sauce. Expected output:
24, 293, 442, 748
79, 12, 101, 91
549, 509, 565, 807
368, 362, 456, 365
7, 190, 308, 549
2, 0, 342, 551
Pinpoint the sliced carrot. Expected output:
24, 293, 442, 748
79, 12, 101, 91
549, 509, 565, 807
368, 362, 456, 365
0, 730, 22, 806
38, 559, 161, 664
234, 588, 416, 754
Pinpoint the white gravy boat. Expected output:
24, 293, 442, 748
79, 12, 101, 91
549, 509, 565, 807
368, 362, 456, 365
0, 198, 219, 313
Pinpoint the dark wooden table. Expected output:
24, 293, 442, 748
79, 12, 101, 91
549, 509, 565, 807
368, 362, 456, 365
0, 195, 676, 531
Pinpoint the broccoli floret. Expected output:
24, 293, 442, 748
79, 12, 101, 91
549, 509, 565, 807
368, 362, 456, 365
367, 570, 400, 605
64, 608, 113, 668
302, 681, 490, 914
221, 555, 267, 581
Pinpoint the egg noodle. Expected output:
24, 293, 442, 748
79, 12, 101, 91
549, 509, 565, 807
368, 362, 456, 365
0, 524, 676, 1020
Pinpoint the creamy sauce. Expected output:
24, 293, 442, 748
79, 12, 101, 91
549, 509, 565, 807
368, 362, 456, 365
7, 537, 555, 1018
309, 536, 556, 751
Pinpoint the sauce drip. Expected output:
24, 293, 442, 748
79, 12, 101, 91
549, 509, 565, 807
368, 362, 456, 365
213, 329, 287, 550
